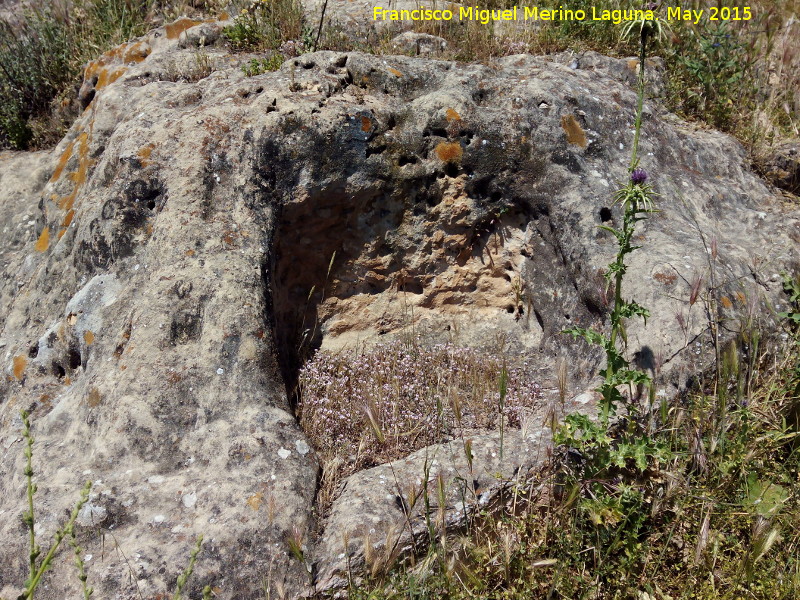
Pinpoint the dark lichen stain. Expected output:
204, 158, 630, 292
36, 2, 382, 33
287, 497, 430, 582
170, 309, 203, 345
561, 114, 587, 148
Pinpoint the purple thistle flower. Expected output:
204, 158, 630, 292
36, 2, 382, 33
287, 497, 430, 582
631, 168, 648, 184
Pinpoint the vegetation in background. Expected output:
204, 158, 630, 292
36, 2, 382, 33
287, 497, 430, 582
0, 0, 225, 149
222, 0, 304, 51
1, 1, 797, 155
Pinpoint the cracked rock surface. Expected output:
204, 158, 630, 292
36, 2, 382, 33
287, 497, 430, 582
0, 17, 799, 599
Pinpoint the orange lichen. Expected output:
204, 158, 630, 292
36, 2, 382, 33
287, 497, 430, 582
561, 114, 587, 148
166, 17, 201, 39
87, 387, 102, 407
50, 140, 75, 183
123, 41, 151, 64
445, 108, 461, 122
84, 331, 95, 345
361, 116, 372, 132
12, 355, 27, 380
57, 228, 66, 240
247, 492, 264, 511
185, 249, 195, 256
736, 291, 747, 304
435, 141, 463, 163
34, 227, 50, 252
720, 296, 733, 308
95, 67, 127, 90
138, 143, 156, 167
58, 131, 93, 211
387, 67, 403, 77
218, 11, 230, 20
62, 209, 75, 228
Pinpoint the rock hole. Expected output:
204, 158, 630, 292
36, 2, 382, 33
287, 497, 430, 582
52, 363, 66, 379
424, 127, 448, 138
365, 144, 387, 157
398, 155, 417, 166
386, 114, 396, 130
490, 191, 502, 201
28, 343, 39, 358
67, 346, 82, 370
472, 88, 489, 105
506, 305, 515, 313
599, 207, 612, 222
444, 163, 459, 178
426, 194, 441, 207
533, 308, 544, 330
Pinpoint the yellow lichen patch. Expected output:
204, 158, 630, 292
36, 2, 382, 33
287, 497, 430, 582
361, 116, 372, 132
720, 296, 733, 308
95, 66, 127, 90
218, 11, 230, 20
57, 228, 66, 240
34, 227, 50, 252
87, 387, 102, 407
387, 67, 403, 77
62, 209, 75, 228
12, 355, 27, 380
736, 291, 747, 304
561, 114, 587, 148
84, 331, 95, 345
166, 17, 201, 39
435, 141, 463, 163
247, 492, 264, 511
138, 143, 156, 167
58, 131, 94, 212
50, 140, 75, 183
122, 41, 151, 64
445, 108, 461, 122
627, 58, 640, 72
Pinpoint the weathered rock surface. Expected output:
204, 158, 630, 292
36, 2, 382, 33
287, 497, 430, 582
763, 140, 800, 195
0, 16, 799, 599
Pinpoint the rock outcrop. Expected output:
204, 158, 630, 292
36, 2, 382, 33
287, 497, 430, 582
0, 17, 798, 599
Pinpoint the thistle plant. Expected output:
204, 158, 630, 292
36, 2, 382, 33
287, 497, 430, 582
559, 13, 662, 473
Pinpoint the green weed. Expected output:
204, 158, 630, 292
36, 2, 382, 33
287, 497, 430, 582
2, 410, 209, 600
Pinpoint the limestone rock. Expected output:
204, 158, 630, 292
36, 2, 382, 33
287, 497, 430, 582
0, 16, 798, 599
391, 31, 447, 56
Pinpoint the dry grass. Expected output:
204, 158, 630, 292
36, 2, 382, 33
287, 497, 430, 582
339, 332, 800, 600
297, 340, 542, 512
